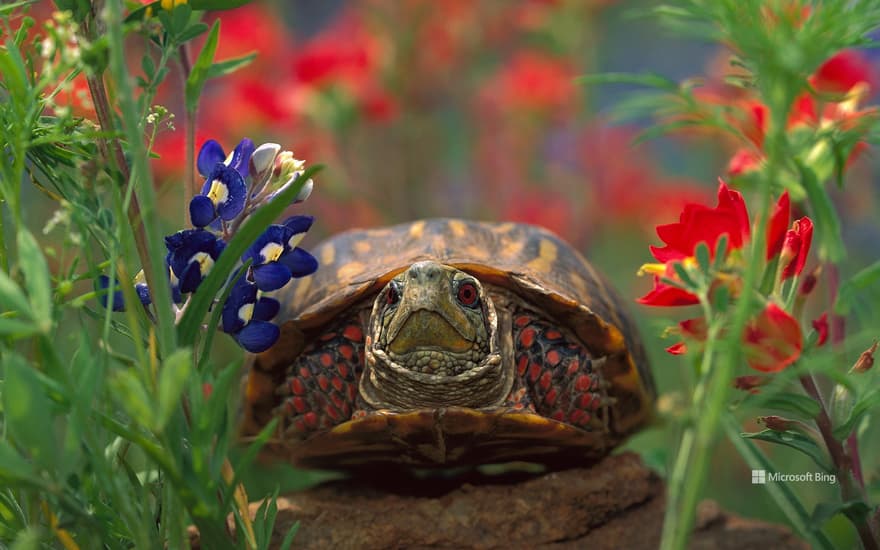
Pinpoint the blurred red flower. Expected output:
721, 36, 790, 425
812, 313, 829, 347
779, 217, 814, 279
480, 51, 575, 114
744, 303, 803, 372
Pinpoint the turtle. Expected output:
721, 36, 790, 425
241, 218, 655, 468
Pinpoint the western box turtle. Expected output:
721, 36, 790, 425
242, 219, 655, 468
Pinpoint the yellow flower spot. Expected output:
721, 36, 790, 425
190, 252, 215, 276
207, 179, 229, 204
238, 303, 254, 324
260, 242, 284, 263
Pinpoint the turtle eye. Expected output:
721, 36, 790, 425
386, 282, 401, 305
456, 281, 479, 307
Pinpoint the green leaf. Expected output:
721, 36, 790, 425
16, 230, 53, 331
832, 388, 880, 440
109, 370, 156, 430
279, 521, 300, 550
2, 353, 56, 471
155, 349, 193, 431
834, 260, 880, 315
795, 161, 845, 263
176, 22, 210, 44
205, 53, 257, 81
190, 0, 255, 10
0, 270, 31, 319
672, 261, 697, 289
741, 429, 832, 472
812, 500, 872, 527
760, 392, 821, 420
694, 242, 711, 277
0, 318, 39, 338
185, 20, 220, 114
576, 72, 680, 92
712, 234, 729, 270
724, 417, 835, 550
0, 440, 37, 485
177, 166, 321, 346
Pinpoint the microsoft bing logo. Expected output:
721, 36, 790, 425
751, 469, 767, 484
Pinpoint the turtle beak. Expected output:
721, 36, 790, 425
386, 262, 476, 353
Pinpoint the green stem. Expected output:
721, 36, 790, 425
103, 0, 176, 356
801, 375, 879, 550
0, 206, 8, 273
179, 43, 196, 221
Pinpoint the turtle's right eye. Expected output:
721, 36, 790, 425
386, 282, 401, 305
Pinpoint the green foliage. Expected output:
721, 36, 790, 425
0, 1, 299, 546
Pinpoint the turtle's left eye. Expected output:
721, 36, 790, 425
456, 281, 479, 307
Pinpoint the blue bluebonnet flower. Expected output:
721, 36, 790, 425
242, 215, 318, 291
165, 229, 226, 294
97, 274, 152, 311
190, 139, 255, 228
221, 277, 281, 352
97, 275, 126, 312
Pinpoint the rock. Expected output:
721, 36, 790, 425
190, 452, 807, 549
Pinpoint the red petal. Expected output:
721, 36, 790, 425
812, 313, 829, 347
813, 50, 876, 96
637, 277, 700, 307
728, 148, 763, 176
679, 317, 708, 340
745, 303, 803, 372
766, 191, 790, 259
781, 217, 813, 279
666, 342, 688, 355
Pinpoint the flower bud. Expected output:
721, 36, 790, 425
780, 217, 814, 279
250, 142, 281, 176
759, 415, 793, 432
734, 375, 769, 393
852, 341, 877, 373
798, 266, 820, 296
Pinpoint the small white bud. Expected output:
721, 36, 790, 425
251, 142, 281, 175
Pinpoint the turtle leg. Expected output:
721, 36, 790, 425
510, 312, 609, 431
276, 321, 365, 437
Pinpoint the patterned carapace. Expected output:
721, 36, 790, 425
243, 219, 655, 468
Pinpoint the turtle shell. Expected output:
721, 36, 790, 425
243, 218, 655, 467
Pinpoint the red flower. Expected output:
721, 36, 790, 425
638, 276, 700, 307
666, 342, 688, 355
780, 217, 814, 279
766, 191, 790, 259
744, 303, 803, 372
811, 313, 829, 347
648, 180, 750, 264
479, 51, 575, 114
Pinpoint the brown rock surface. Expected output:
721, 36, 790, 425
192, 452, 807, 549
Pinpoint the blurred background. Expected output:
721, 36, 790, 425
29, 0, 880, 544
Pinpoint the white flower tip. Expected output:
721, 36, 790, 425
294, 179, 314, 203
251, 143, 282, 174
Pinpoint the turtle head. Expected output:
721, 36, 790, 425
360, 261, 511, 410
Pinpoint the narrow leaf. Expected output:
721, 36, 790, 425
834, 260, 880, 315
833, 388, 880, 440
0, 271, 31, 318
205, 53, 257, 80
796, 161, 845, 263
741, 429, 832, 472
759, 392, 821, 420
812, 500, 872, 527
16, 230, 53, 330
155, 349, 193, 431
109, 370, 156, 430
576, 72, 680, 91
2, 353, 56, 471
185, 20, 220, 113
